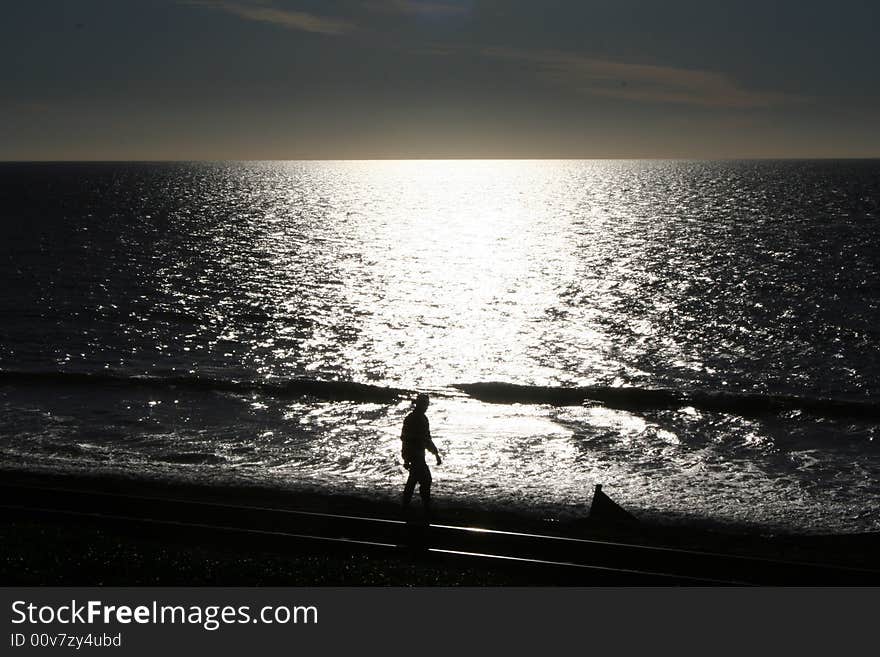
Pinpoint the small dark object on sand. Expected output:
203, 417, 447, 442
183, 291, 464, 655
589, 484, 639, 526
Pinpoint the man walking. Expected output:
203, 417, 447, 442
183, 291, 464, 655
401, 393, 441, 514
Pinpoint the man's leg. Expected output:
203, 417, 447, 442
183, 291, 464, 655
418, 465, 433, 512
402, 468, 418, 507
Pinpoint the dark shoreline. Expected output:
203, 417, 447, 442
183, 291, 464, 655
2, 468, 879, 585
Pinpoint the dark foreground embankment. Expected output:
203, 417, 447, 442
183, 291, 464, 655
1, 469, 878, 585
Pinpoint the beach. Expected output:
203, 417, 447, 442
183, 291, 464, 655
2, 468, 879, 586
2, 160, 880, 585
4, 160, 880, 540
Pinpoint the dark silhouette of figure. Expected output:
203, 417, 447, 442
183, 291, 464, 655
401, 393, 441, 514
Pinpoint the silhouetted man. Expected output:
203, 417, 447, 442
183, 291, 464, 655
401, 393, 441, 514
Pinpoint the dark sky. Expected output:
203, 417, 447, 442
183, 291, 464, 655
2, 0, 879, 159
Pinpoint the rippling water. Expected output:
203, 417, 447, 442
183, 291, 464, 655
2, 160, 879, 532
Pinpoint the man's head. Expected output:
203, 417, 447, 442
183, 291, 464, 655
414, 393, 429, 412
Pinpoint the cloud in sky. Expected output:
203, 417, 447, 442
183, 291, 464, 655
187, 0, 469, 36
365, 0, 470, 17
483, 47, 804, 109
187, 1, 357, 36
184, 2, 802, 110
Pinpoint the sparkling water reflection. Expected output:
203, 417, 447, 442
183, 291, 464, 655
1, 160, 880, 532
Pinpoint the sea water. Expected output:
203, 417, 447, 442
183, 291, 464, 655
1, 159, 879, 532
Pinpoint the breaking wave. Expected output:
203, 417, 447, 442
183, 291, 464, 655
0, 370, 408, 402
454, 382, 880, 419
2, 371, 880, 419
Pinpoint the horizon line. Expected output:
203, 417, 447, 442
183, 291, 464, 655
3, 156, 880, 164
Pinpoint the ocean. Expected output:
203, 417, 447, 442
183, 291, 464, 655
1, 159, 879, 533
